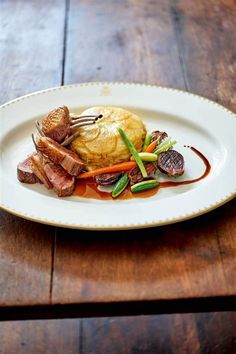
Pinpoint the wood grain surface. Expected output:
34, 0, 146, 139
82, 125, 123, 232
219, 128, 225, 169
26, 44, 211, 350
52, 0, 236, 306
1, 312, 236, 354
0, 0, 236, 317
171, 0, 236, 111
0, 0, 66, 306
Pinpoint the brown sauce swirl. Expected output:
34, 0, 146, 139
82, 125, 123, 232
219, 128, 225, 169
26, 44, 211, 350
73, 146, 211, 200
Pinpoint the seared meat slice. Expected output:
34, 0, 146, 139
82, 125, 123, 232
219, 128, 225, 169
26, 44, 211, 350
158, 150, 184, 176
128, 162, 158, 185
35, 137, 84, 176
31, 154, 52, 189
151, 130, 168, 143
43, 161, 75, 197
95, 172, 122, 186
42, 106, 70, 143
17, 155, 39, 184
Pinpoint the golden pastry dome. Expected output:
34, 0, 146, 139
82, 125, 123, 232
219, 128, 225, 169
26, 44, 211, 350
71, 106, 146, 170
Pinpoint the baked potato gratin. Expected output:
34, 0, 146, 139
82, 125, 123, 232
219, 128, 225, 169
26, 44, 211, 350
71, 106, 146, 170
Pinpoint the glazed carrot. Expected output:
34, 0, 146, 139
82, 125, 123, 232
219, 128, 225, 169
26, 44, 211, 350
78, 161, 137, 179
145, 140, 158, 153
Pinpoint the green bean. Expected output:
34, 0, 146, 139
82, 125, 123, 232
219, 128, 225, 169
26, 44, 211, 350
117, 127, 147, 178
112, 174, 129, 198
131, 180, 160, 193
130, 152, 157, 162
142, 133, 152, 151
154, 140, 177, 155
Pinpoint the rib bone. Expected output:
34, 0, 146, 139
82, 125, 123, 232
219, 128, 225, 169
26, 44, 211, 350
39, 106, 103, 144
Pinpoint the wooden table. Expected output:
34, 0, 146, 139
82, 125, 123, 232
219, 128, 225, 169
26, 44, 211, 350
0, 0, 236, 352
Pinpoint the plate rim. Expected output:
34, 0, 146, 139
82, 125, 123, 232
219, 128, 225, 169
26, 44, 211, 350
1, 81, 236, 117
1, 81, 236, 230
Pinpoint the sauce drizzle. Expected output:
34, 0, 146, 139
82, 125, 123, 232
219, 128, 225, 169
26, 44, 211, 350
73, 146, 211, 200
160, 146, 211, 188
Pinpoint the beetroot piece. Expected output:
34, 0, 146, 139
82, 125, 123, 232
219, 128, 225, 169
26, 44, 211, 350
158, 150, 184, 176
128, 162, 158, 185
151, 130, 168, 143
95, 172, 122, 186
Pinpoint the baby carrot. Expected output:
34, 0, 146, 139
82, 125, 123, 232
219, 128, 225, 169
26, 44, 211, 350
78, 161, 137, 179
144, 140, 158, 153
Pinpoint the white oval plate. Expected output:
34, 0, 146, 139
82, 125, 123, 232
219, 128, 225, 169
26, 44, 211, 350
0, 83, 235, 230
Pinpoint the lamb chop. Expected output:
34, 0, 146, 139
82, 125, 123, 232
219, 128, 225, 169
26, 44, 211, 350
31, 153, 52, 189
41, 106, 70, 143
38, 105, 102, 145
17, 154, 39, 184
31, 153, 75, 196
43, 159, 75, 197
157, 150, 184, 176
33, 136, 85, 177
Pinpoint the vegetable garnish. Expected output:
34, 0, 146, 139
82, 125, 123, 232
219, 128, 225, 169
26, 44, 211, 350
130, 152, 157, 162
112, 174, 129, 198
144, 140, 158, 153
78, 161, 137, 179
142, 134, 152, 151
131, 180, 160, 193
117, 127, 147, 178
154, 139, 177, 155
145, 136, 162, 153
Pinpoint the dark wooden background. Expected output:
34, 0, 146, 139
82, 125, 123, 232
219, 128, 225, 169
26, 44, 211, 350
0, 0, 236, 353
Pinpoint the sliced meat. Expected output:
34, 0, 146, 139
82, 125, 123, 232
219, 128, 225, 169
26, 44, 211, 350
151, 130, 168, 143
95, 172, 122, 186
17, 155, 38, 184
41, 106, 70, 143
158, 150, 184, 176
43, 161, 75, 197
128, 162, 158, 185
31, 154, 52, 189
35, 137, 84, 176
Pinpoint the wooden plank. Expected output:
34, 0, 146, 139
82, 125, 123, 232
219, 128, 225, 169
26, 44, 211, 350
0, 217, 55, 306
0, 319, 80, 354
52, 200, 236, 304
0, 0, 66, 306
1, 313, 236, 354
0, 0, 66, 104
63, 0, 186, 87
82, 312, 236, 354
52, 0, 236, 306
171, 0, 236, 111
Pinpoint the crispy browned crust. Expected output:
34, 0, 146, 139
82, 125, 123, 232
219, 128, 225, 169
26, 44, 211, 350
42, 106, 70, 143
36, 137, 85, 176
